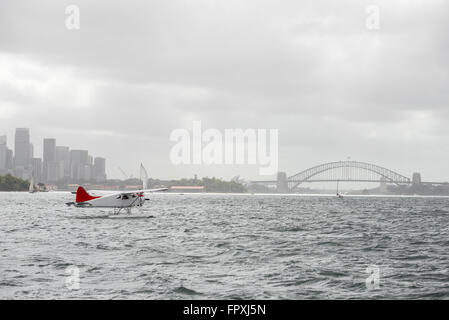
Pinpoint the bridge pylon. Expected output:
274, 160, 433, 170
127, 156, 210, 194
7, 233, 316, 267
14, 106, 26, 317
276, 172, 289, 193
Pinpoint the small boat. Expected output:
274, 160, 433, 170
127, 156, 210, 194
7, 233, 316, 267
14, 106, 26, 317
140, 163, 148, 189
29, 176, 35, 193
336, 181, 344, 199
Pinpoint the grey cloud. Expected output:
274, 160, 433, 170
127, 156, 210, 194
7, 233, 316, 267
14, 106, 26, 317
0, 0, 448, 179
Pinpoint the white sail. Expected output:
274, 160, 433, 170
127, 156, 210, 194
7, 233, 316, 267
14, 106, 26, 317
29, 176, 35, 193
140, 164, 148, 190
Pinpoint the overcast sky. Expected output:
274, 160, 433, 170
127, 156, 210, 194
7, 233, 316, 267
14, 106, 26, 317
0, 0, 448, 181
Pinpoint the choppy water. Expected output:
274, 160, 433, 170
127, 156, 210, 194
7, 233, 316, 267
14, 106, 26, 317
0, 192, 448, 299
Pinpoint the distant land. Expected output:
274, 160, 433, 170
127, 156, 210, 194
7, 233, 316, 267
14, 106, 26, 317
0, 174, 29, 191
278, 185, 449, 196
244, 182, 449, 196
0, 174, 246, 193
2, 173, 449, 195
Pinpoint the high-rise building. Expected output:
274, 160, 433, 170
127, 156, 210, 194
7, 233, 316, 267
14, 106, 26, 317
412, 172, 422, 186
55, 146, 70, 179
0, 136, 8, 172
43, 138, 56, 181
0, 145, 7, 171
31, 158, 43, 183
0, 147, 13, 175
2, 131, 107, 183
29, 143, 34, 159
5, 149, 13, 170
14, 128, 30, 167
93, 157, 107, 181
13, 166, 25, 180
47, 161, 64, 182
81, 164, 91, 181
70, 150, 89, 180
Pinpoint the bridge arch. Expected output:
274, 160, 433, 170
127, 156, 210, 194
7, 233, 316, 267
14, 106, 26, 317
288, 161, 410, 190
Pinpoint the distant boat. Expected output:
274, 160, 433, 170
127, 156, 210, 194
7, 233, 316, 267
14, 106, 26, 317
336, 181, 344, 199
140, 163, 148, 189
29, 176, 35, 193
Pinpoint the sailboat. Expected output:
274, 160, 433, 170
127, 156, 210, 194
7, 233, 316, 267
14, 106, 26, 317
140, 163, 148, 189
29, 175, 35, 193
336, 180, 344, 199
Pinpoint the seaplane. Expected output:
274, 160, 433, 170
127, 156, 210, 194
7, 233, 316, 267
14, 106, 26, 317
65, 164, 168, 214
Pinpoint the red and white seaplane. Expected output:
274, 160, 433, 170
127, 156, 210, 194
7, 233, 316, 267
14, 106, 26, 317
66, 164, 168, 214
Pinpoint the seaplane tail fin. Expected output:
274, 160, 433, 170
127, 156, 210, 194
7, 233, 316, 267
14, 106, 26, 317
76, 186, 100, 203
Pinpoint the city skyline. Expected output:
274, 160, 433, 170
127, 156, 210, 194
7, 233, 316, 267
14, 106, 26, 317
1, 123, 446, 184
0, 128, 107, 184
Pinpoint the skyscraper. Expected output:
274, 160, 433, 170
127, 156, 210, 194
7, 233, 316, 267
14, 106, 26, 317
2, 131, 107, 184
5, 149, 13, 170
0, 145, 6, 171
14, 128, 30, 167
0, 136, 8, 172
70, 149, 89, 180
43, 138, 56, 182
29, 143, 34, 159
31, 158, 43, 183
93, 157, 107, 181
55, 146, 70, 179
47, 161, 63, 182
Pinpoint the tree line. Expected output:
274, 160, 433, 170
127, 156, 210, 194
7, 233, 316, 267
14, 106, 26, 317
0, 174, 29, 191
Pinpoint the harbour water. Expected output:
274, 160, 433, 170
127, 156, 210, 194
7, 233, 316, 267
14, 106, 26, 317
0, 192, 448, 299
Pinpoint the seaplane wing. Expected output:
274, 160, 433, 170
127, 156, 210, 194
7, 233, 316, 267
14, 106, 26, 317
66, 186, 168, 209
120, 188, 169, 194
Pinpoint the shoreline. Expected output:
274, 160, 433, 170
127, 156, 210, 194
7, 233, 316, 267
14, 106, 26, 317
1, 191, 449, 198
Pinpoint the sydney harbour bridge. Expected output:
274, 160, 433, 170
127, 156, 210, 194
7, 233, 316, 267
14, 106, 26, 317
251, 160, 447, 193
